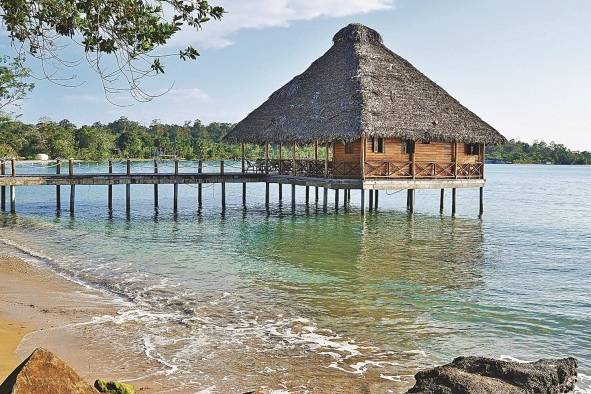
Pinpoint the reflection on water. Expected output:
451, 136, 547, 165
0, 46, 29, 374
1, 163, 591, 391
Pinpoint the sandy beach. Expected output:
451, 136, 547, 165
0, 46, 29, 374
0, 254, 172, 392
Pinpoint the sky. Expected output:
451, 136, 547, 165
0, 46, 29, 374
3, 0, 591, 150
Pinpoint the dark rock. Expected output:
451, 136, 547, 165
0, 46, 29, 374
0, 347, 97, 394
407, 356, 577, 394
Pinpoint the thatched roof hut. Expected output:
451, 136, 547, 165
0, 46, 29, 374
224, 23, 505, 146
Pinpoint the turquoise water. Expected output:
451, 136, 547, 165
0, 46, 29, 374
1, 163, 590, 392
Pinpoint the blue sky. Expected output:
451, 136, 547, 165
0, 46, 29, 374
4, 0, 591, 149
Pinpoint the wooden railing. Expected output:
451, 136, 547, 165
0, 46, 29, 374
245, 159, 483, 179
364, 161, 483, 179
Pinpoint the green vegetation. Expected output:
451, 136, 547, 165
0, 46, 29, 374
94, 379, 135, 394
0, 55, 34, 114
0, 0, 223, 100
1, 117, 589, 165
486, 139, 591, 165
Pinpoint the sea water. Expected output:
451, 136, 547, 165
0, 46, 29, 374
1, 162, 590, 392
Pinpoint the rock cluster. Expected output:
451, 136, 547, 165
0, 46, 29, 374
407, 356, 578, 394
0, 348, 97, 394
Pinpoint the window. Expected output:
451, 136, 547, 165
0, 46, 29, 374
372, 137, 385, 153
403, 140, 415, 154
344, 141, 354, 154
465, 143, 480, 155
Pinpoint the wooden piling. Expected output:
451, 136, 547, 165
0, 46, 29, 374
452, 188, 457, 216
197, 160, 202, 211
108, 159, 113, 211
153, 159, 159, 209
278, 183, 283, 202
68, 159, 75, 215
479, 187, 484, 217
374, 190, 379, 211
291, 184, 296, 211
126, 159, 131, 213
9, 159, 16, 213
407, 189, 414, 213
241, 143, 246, 207
369, 190, 374, 212
440, 189, 444, 213
1, 160, 6, 211
55, 160, 61, 211
315, 187, 319, 204
323, 187, 328, 213
334, 188, 339, 211
173, 159, 179, 213
220, 160, 226, 211
305, 186, 309, 205
360, 189, 365, 215
265, 182, 270, 208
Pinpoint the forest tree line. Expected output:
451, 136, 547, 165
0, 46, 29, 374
1, 117, 590, 164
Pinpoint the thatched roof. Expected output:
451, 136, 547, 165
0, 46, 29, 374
224, 23, 506, 145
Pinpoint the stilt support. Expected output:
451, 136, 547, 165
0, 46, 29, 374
452, 188, 457, 217
153, 159, 159, 209
197, 160, 202, 211
291, 184, 296, 211
323, 187, 328, 213
440, 189, 444, 213
108, 159, 113, 212
220, 160, 226, 211
407, 189, 414, 213
369, 190, 374, 212
374, 190, 379, 211
479, 187, 484, 217
360, 189, 365, 215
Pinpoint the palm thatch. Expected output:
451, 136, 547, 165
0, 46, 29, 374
224, 23, 506, 145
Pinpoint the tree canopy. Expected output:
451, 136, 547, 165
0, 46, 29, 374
0, 0, 224, 101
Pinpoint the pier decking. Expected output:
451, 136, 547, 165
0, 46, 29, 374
0, 159, 484, 216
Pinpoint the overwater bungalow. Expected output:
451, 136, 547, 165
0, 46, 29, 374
225, 23, 506, 212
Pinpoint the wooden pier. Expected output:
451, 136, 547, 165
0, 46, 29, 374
0, 158, 484, 216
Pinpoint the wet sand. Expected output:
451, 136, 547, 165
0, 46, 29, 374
0, 253, 416, 393
0, 255, 169, 391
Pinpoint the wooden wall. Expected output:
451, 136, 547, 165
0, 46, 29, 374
332, 139, 483, 164
333, 140, 361, 162
455, 143, 481, 164
415, 142, 453, 162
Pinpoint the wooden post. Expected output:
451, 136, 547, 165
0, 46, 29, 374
407, 189, 414, 213
360, 189, 365, 215
173, 159, 179, 213
291, 184, 296, 211
264, 143, 269, 174
323, 187, 328, 213
108, 159, 113, 211
10, 159, 16, 213
197, 160, 203, 211
291, 143, 296, 176
440, 189, 444, 213
55, 159, 61, 211
479, 187, 484, 217
126, 159, 131, 213
374, 190, 379, 211
315, 187, 319, 204
265, 182, 270, 208
324, 143, 329, 177
453, 142, 458, 179
361, 137, 366, 180
334, 188, 339, 211
220, 160, 226, 211
68, 159, 75, 215
369, 190, 374, 212
305, 186, 309, 205
410, 149, 416, 180
452, 188, 457, 216
153, 159, 159, 209
278, 143, 283, 174
0, 160, 5, 211
241, 143, 246, 207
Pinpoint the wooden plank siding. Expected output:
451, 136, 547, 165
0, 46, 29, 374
414, 141, 453, 163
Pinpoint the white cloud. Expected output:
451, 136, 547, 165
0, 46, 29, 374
163, 87, 211, 103
171, 0, 394, 48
